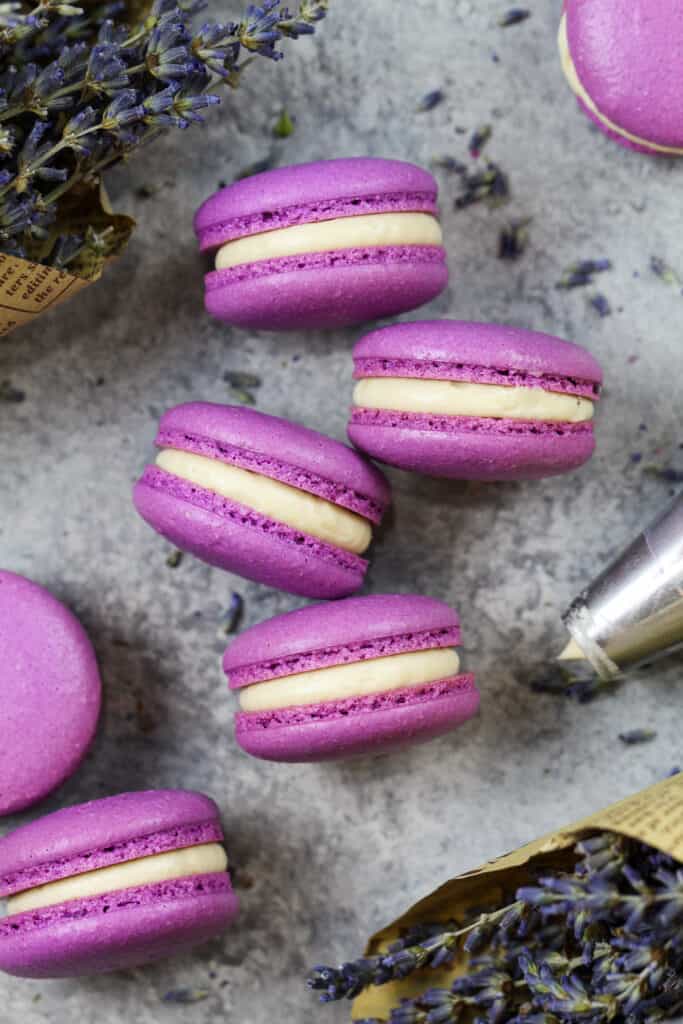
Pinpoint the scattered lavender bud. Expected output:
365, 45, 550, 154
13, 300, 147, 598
556, 259, 612, 290
650, 256, 681, 287
431, 155, 467, 174
135, 184, 157, 199
223, 369, 261, 405
162, 988, 210, 1004
528, 662, 616, 703
0, 379, 26, 402
455, 162, 510, 210
619, 729, 657, 745
224, 591, 244, 634
498, 218, 531, 261
273, 107, 295, 137
469, 124, 493, 159
165, 548, 183, 568
498, 8, 531, 26
589, 293, 611, 318
417, 89, 445, 112
644, 466, 683, 485
235, 154, 277, 180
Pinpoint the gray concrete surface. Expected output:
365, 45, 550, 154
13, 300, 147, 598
1, 1, 682, 1021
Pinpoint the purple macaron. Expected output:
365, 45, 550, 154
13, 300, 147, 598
223, 594, 479, 762
559, 0, 683, 155
194, 158, 448, 330
0, 790, 238, 978
133, 403, 391, 598
348, 320, 603, 481
0, 570, 101, 817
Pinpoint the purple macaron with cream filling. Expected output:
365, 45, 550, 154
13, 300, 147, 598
348, 320, 603, 481
133, 403, 391, 598
559, 0, 683, 155
0, 790, 238, 978
0, 570, 101, 817
224, 594, 479, 762
194, 158, 448, 330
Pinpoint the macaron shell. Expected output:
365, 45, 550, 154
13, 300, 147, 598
576, 96, 659, 155
348, 413, 595, 481
565, 0, 683, 149
0, 875, 238, 978
0, 790, 222, 895
133, 472, 367, 599
0, 571, 101, 817
194, 157, 439, 247
234, 674, 479, 762
156, 402, 391, 516
203, 248, 448, 331
352, 321, 603, 386
224, 593, 461, 687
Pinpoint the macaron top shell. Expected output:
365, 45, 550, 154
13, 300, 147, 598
194, 158, 439, 250
156, 402, 391, 519
564, 0, 683, 149
0, 790, 223, 897
0, 571, 101, 817
353, 321, 603, 391
223, 594, 461, 689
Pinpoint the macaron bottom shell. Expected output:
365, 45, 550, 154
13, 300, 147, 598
204, 248, 449, 331
133, 469, 367, 598
348, 411, 595, 481
0, 874, 239, 979
234, 674, 479, 762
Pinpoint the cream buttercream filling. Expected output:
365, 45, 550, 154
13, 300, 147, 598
156, 449, 372, 555
558, 14, 683, 156
239, 647, 460, 712
6, 843, 228, 917
353, 378, 594, 423
215, 212, 443, 270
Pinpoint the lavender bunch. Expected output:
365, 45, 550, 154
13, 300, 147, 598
307, 833, 683, 1024
0, 0, 328, 271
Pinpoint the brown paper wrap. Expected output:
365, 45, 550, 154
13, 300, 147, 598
0, 183, 134, 337
352, 772, 683, 1022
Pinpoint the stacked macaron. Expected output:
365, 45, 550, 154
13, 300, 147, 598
194, 158, 448, 330
0, 570, 101, 816
223, 595, 479, 762
0, 790, 238, 978
133, 402, 390, 598
348, 321, 602, 480
559, 0, 683, 155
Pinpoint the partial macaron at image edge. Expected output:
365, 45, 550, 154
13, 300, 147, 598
558, 0, 683, 156
0, 790, 238, 979
0, 570, 102, 817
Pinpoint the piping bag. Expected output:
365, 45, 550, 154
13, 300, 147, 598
558, 491, 683, 681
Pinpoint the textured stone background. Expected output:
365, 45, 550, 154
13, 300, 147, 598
1, 1, 682, 1021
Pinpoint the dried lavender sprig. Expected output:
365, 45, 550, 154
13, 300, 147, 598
0, 0, 328, 263
307, 833, 683, 1024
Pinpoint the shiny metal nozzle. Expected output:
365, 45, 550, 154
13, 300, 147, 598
561, 492, 683, 681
